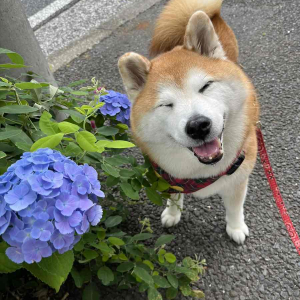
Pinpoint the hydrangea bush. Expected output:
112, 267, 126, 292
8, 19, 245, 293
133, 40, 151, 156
0, 49, 206, 300
0, 148, 104, 264
99, 90, 131, 125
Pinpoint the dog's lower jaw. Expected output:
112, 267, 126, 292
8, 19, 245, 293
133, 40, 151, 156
161, 194, 184, 227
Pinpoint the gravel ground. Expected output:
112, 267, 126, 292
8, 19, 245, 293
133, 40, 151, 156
55, 0, 300, 299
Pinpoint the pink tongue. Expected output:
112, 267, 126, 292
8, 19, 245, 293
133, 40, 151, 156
192, 138, 220, 158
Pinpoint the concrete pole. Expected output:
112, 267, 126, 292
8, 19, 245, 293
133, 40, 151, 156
0, 0, 56, 85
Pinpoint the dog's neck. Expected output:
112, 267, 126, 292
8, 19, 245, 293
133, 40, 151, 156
150, 150, 245, 194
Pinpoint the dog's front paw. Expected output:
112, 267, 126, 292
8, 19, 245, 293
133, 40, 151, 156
161, 208, 181, 228
226, 222, 249, 244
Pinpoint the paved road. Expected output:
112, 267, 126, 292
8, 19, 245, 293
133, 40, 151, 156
21, 0, 55, 17
55, 0, 300, 299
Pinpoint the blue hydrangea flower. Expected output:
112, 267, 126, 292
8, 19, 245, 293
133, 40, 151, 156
99, 90, 131, 125
0, 148, 104, 264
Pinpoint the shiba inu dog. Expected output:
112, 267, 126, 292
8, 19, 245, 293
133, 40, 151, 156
118, 0, 259, 244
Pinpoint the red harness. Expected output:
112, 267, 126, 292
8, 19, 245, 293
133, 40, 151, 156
151, 151, 245, 194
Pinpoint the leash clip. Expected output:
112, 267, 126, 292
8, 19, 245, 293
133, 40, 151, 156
256, 121, 262, 129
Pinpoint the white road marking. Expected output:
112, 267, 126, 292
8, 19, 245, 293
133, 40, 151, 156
28, 0, 75, 30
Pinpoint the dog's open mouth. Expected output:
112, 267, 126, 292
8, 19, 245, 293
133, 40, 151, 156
189, 132, 224, 165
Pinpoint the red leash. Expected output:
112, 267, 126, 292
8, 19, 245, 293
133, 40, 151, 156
256, 127, 300, 255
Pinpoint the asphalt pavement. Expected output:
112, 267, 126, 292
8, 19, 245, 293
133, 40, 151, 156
53, 0, 300, 299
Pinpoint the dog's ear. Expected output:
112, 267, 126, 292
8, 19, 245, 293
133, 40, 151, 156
184, 11, 226, 59
118, 52, 151, 102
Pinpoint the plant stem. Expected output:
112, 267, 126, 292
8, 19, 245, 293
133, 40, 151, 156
12, 88, 22, 105
78, 150, 87, 163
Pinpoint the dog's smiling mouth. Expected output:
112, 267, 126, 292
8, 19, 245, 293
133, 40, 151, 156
188, 129, 224, 165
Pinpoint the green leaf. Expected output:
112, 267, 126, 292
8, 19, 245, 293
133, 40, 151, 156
15, 82, 42, 90
133, 267, 153, 285
132, 233, 153, 241
105, 175, 119, 187
95, 140, 110, 149
145, 188, 163, 206
0, 48, 24, 64
165, 253, 176, 264
167, 273, 178, 289
71, 91, 89, 96
82, 282, 100, 300
97, 266, 114, 285
71, 268, 84, 288
37, 251, 74, 283
104, 155, 127, 166
76, 131, 98, 152
0, 82, 11, 87
153, 275, 171, 288
166, 287, 178, 299
182, 257, 194, 268
58, 121, 80, 133
180, 284, 192, 296
30, 133, 64, 152
120, 182, 140, 200
0, 63, 27, 69
6, 126, 33, 145
96, 242, 114, 254
25, 263, 63, 292
117, 123, 129, 130
0, 151, 6, 159
83, 249, 99, 260
61, 109, 85, 122
68, 79, 88, 87
24, 252, 74, 293
105, 216, 122, 228
119, 169, 136, 178
143, 260, 154, 271
63, 142, 83, 156
116, 262, 134, 273
157, 179, 170, 192
0, 242, 22, 273
98, 126, 119, 136
101, 163, 120, 178
39, 111, 60, 135
155, 235, 175, 248
181, 268, 199, 281
147, 287, 163, 300
0, 129, 21, 141
105, 140, 135, 148
108, 237, 125, 246
191, 290, 205, 299
0, 105, 38, 114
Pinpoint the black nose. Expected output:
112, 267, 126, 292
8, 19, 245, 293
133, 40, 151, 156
186, 115, 212, 140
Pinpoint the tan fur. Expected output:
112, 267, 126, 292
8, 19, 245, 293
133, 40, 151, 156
150, 0, 238, 62
119, 0, 260, 244
130, 49, 259, 160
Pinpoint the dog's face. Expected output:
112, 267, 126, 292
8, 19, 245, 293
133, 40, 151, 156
119, 11, 252, 172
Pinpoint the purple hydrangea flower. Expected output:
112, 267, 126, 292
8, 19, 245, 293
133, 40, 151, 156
86, 205, 103, 226
5, 182, 37, 211
99, 90, 131, 125
0, 148, 104, 264
0, 210, 11, 235
22, 238, 52, 263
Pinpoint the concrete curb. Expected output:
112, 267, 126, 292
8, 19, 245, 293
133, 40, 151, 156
29, 0, 80, 31
35, 0, 163, 72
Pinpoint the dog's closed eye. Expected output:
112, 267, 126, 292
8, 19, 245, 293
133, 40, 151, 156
158, 103, 173, 108
199, 81, 214, 93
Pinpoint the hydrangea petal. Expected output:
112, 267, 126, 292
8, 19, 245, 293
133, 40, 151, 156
6, 247, 24, 264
